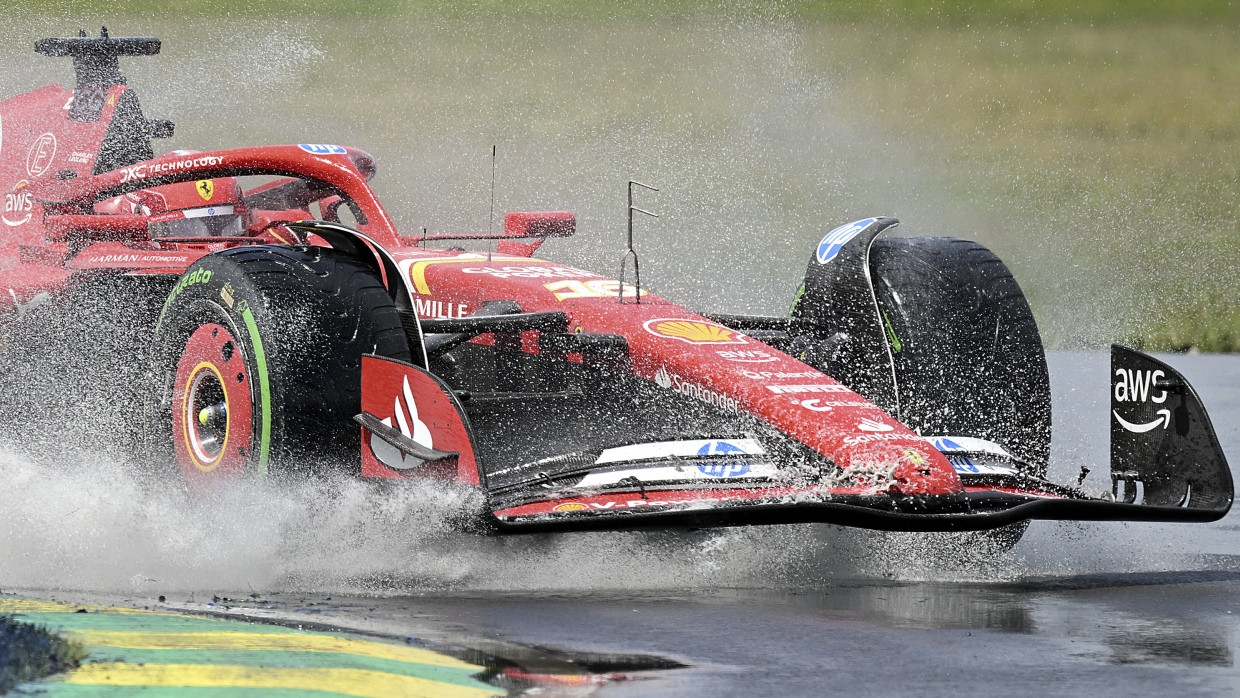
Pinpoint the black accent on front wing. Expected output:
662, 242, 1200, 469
1111, 344, 1233, 510
354, 411, 458, 464
790, 216, 902, 413
490, 490, 1230, 534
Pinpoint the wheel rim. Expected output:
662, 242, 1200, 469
172, 323, 254, 481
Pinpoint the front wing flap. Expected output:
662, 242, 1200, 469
490, 487, 1227, 534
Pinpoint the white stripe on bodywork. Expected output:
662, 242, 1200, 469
946, 455, 1020, 476
181, 205, 236, 219
924, 435, 1012, 458
594, 438, 765, 464
578, 462, 780, 486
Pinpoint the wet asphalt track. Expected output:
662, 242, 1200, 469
43, 351, 1240, 697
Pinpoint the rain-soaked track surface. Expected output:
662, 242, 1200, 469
17, 352, 1240, 696
184, 573, 1240, 696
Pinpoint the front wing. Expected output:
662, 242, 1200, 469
360, 344, 1232, 535
486, 345, 1232, 533
490, 486, 1227, 534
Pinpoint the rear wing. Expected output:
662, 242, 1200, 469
33, 28, 172, 172
35, 28, 160, 88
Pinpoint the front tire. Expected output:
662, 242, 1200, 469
869, 236, 1049, 555
148, 245, 410, 482
868, 236, 1051, 474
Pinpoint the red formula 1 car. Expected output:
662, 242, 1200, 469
0, 31, 1231, 541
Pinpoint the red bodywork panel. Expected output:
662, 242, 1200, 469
390, 249, 962, 496
0, 83, 128, 313
359, 355, 480, 485
0, 78, 396, 318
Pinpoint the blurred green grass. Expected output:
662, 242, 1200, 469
0, 616, 85, 692
16, 0, 1240, 22
802, 19, 1240, 350
7, 1, 1240, 350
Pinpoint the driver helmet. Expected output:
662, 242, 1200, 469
135, 175, 246, 238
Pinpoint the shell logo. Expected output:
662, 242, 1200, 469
554, 502, 588, 512
643, 318, 746, 345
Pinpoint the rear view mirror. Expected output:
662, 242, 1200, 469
504, 211, 575, 239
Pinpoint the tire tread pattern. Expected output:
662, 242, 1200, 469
869, 236, 1051, 474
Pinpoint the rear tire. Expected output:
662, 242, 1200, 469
148, 245, 410, 482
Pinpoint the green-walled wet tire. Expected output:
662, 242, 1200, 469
868, 236, 1051, 475
147, 245, 410, 481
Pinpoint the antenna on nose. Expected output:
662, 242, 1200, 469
619, 180, 658, 304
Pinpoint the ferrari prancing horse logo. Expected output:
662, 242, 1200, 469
196, 179, 214, 201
